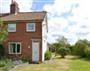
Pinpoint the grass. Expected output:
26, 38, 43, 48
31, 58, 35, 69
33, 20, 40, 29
1, 56, 90, 71
12, 56, 70, 71
11, 56, 90, 71
69, 58, 90, 71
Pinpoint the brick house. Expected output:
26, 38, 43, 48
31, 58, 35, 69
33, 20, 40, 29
0, 0, 48, 62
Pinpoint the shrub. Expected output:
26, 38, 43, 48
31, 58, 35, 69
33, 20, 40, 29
84, 47, 90, 59
0, 61, 5, 67
58, 47, 70, 58
70, 44, 86, 57
0, 44, 5, 59
0, 59, 14, 71
22, 57, 32, 64
45, 50, 52, 60
22, 57, 29, 63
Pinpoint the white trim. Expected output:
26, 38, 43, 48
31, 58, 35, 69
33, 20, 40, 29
8, 24, 16, 32
8, 42, 21, 54
31, 39, 41, 41
26, 23, 35, 32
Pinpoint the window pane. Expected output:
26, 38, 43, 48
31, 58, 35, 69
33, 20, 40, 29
12, 44, 16, 53
17, 44, 20, 53
28, 24, 34, 30
10, 43, 16, 53
8, 24, 16, 32
27, 23, 35, 31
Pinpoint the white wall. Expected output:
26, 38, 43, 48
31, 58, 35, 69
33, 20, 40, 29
42, 16, 48, 62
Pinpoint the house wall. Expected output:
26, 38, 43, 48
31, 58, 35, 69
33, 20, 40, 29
42, 16, 48, 61
3, 21, 43, 61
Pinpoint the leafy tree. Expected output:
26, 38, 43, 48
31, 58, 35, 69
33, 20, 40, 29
58, 47, 70, 58
0, 18, 8, 43
49, 36, 70, 57
0, 18, 7, 58
71, 39, 90, 58
56, 36, 70, 48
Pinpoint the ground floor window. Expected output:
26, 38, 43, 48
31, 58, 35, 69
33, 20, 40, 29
9, 42, 21, 54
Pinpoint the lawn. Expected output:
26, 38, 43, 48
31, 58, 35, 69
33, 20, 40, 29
11, 56, 70, 71
69, 58, 90, 71
11, 56, 90, 71
2, 56, 90, 71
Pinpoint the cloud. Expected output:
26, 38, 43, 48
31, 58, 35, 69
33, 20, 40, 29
44, 0, 90, 44
0, 0, 33, 13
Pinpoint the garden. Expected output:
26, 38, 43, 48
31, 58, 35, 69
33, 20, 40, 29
0, 31, 90, 71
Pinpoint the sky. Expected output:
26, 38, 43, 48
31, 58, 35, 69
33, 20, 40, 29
0, 0, 90, 44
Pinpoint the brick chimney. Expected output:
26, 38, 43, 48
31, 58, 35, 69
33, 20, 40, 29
10, 0, 19, 14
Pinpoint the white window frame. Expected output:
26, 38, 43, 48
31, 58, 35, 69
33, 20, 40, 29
8, 24, 16, 32
8, 42, 21, 54
26, 23, 35, 32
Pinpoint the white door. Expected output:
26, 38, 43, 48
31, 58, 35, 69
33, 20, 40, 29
32, 41, 39, 62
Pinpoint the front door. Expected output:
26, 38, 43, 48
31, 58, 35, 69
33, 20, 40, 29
32, 41, 39, 62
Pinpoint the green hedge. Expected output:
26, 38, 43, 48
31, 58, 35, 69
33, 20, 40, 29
45, 50, 52, 60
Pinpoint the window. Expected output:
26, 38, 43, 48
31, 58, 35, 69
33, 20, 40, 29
26, 23, 35, 32
8, 24, 16, 32
9, 42, 21, 54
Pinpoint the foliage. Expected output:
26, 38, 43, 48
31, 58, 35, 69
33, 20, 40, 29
45, 50, 52, 60
56, 36, 70, 47
57, 47, 70, 58
70, 39, 90, 59
49, 43, 61, 52
0, 59, 14, 71
22, 57, 32, 64
0, 18, 8, 43
84, 47, 90, 59
0, 44, 5, 59
49, 36, 70, 57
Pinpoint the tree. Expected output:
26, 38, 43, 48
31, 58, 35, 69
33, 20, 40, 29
49, 36, 70, 57
56, 36, 70, 48
0, 18, 8, 43
72, 39, 90, 58
58, 47, 70, 58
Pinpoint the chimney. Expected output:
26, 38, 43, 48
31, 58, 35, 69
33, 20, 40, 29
10, 0, 19, 14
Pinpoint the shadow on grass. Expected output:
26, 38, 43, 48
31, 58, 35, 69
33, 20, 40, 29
51, 54, 90, 62
80, 58, 90, 62
53, 56, 64, 59
67, 55, 90, 62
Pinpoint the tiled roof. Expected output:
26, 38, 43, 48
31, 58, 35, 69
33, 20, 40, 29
0, 11, 46, 22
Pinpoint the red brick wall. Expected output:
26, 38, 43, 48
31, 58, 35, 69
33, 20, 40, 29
3, 21, 42, 61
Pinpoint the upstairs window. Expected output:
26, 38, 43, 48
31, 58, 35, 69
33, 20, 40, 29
8, 24, 16, 32
26, 23, 35, 32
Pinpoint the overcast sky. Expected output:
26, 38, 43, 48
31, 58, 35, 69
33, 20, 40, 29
0, 0, 90, 44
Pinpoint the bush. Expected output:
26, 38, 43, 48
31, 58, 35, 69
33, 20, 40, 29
22, 57, 32, 64
0, 44, 5, 59
22, 58, 29, 63
45, 50, 52, 60
70, 44, 86, 57
0, 61, 5, 67
58, 47, 70, 58
0, 59, 14, 71
85, 47, 90, 59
